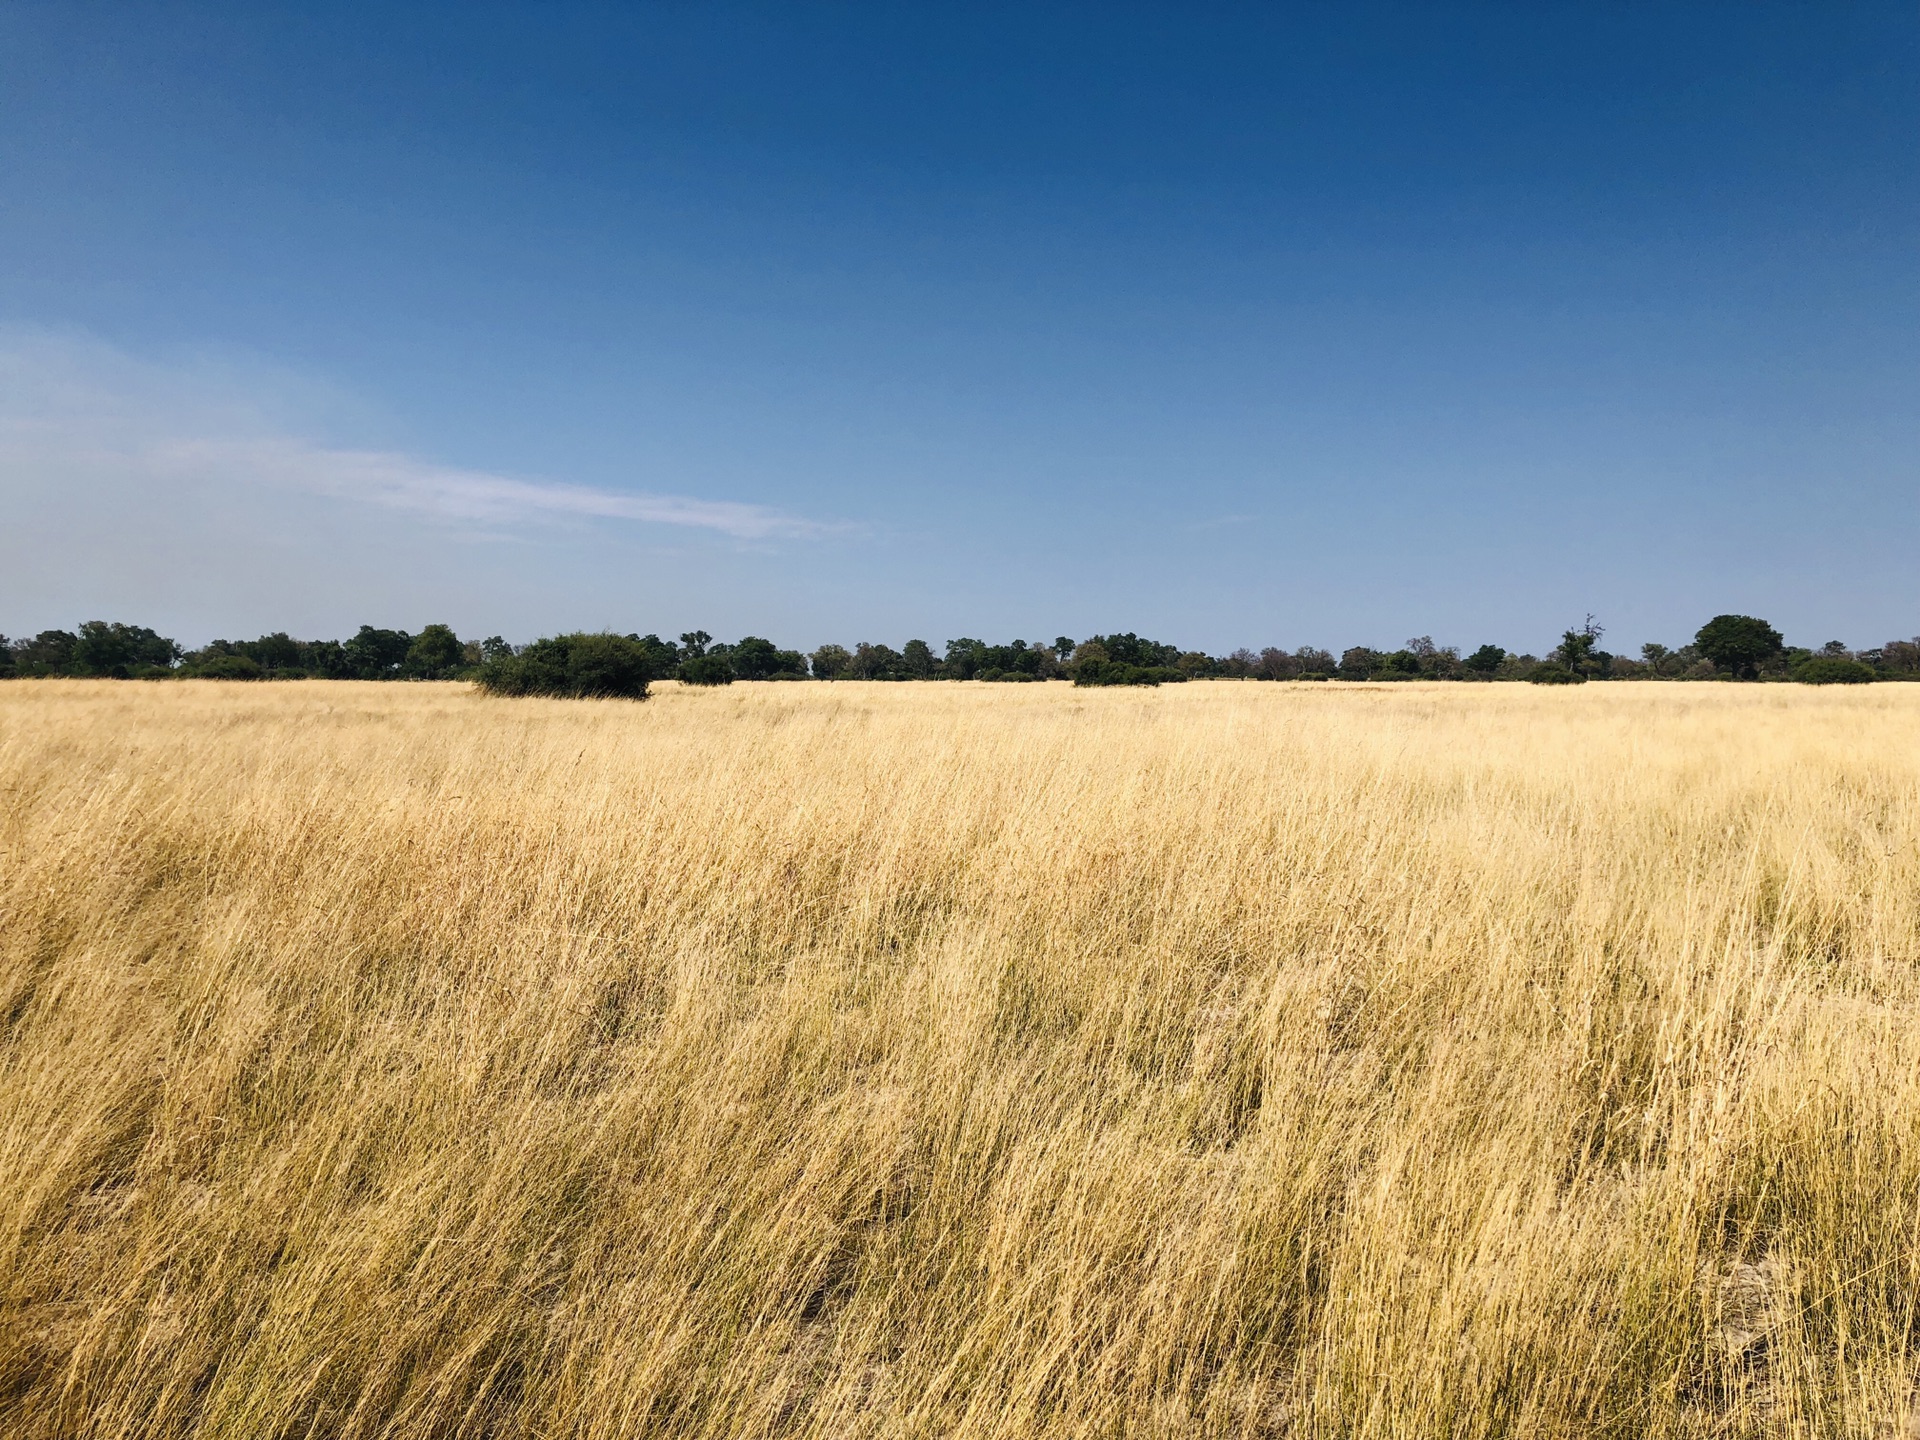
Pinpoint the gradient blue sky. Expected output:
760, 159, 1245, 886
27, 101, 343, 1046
2, 3, 1915, 654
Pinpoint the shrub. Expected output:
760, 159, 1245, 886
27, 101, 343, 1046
1793, 658, 1877, 685
183, 654, 264, 680
477, 633, 651, 699
1528, 664, 1583, 685
677, 654, 735, 687
1072, 661, 1185, 687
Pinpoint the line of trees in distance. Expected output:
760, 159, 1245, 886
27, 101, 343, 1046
4, 615, 1917, 698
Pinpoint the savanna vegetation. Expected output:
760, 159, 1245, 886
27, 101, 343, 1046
6, 616, 1919, 695
2, 678, 1918, 1438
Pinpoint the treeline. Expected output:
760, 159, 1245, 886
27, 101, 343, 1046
5, 615, 1918, 696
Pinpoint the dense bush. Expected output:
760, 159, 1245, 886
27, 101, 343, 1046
181, 653, 265, 680
1528, 664, 1583, 685
1793, 657, 1877, 685
1072, 661, 1186, 687
727, 636, 809, 681
476, 633, 652, 699
677, 654, 735, 686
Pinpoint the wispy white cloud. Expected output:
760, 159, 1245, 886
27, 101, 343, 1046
145, 437, 839, 539
0, 327, 843, 542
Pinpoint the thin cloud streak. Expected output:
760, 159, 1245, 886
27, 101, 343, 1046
0, 328, 848, 543
148, 437, 844, 540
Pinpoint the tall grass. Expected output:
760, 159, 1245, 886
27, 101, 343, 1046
1, 678, 1917, 1438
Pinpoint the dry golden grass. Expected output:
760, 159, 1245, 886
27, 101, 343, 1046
2, 677, 1919, 1439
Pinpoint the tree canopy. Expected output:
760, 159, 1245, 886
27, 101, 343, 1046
8, 613, 1919, 690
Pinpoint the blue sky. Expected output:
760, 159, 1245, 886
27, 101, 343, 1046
2, 3, 1915, 654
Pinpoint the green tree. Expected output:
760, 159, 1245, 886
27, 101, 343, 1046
71, 621, 181, 677
345, 626, 413, 679
809, 644, 852, 680
943, 638, 987, 680
1693, 614, 1784, 680
678, 631, 712, 659
729, 636, 784, 680
477, 633, 651, 698
1553, 616, 1609, 680
1336, 647, 1380, 681
628, 634, 679, 678
678, 654, 734, 686
1464, 644, 1506, 676
12, 630, 79, 677
902, 639, 936, 678
406, 624, 466, 679
849, 643, 905, 680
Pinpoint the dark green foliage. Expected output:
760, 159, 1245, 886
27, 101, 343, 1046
629, 634, 680, 677
477, 633, 652, 699
1336, 647, 1380, 681
942, 638, 985, 679
1552, 617, 1611, 680
1693, 614, 1784, 679
11, 630, 79, 677
185, 653, 264, 680
809, 644, 852, 680
406, 624, 467, 680
944, 637, 1060, 680
1083, 633, 1180, 669
728, 636, 807, 680
10, 611, 1914, 693
1072, 660, 1185, 687
1529, 664, 1583, 685
69, 621, 182, 677
677, 654, 734, 686
183, 630, 404, 679
848, 642, 906, 679
1792, 657, 1877, 685
242, 632, 305, 674
345, 626, 413, 679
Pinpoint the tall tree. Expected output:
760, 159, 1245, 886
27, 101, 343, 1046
1693, 615, 1784, 679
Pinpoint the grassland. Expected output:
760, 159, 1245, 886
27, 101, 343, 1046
1, 678, 1917, 1439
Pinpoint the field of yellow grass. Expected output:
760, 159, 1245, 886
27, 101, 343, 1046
2, 678, 1918, 1438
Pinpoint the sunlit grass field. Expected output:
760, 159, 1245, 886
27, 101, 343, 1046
2, 678, 1918, 1439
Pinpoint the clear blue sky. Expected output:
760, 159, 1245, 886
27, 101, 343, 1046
2, 3, 1915, 655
